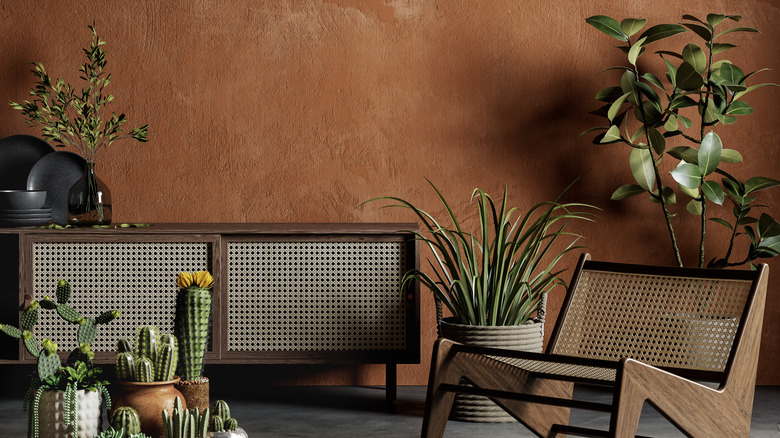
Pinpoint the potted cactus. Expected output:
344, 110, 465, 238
173, 271, 214, 411
110, 326, 186, 438
0, 280, 119, 438
161, 396, 210, 438
208, 400, 248, 438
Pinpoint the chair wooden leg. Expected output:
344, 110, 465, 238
422, 338, 573, 438
422, 338, 458, 438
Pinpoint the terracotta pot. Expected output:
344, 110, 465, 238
110, 376, 185, 437
440, 318, 544, 423
175, 377, 210, 411
38, 389, 103, 438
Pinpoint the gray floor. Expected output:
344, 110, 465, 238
1, 385, 779, 437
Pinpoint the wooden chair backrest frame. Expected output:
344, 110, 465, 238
546, 254, 762, 382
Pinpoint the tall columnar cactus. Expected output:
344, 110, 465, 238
174, 271, 214, 382
162, 396, 210, 438
115, 352, 136, 381
135, 357, 154, 383
136, 325, 159, 364
110, 406, 141, 435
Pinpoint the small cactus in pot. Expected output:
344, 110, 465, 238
208, 400, 247, 438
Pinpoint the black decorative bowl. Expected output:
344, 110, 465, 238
0, 190, 47, 209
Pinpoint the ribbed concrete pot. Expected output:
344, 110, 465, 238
440, 317, 544, 423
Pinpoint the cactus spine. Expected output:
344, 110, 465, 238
155, 334, 178, 381
174, 274, 213, 382
135, 357, 154, 382
116, 352, 136, 381
111, 406, 141, 435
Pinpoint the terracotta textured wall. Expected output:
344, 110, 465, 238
1, 0, 779, 385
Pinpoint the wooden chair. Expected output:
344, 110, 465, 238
421, 254, 769, 437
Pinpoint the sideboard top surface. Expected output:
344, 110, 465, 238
0, 222, 420, 236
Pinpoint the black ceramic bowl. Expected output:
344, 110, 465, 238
0, 190, 47, 209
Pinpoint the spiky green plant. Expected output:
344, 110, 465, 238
162, 396, 210, 438
110, 406, 141, 435
174, 271, 213, 381
95, 427, 152, 438
155, 334, 178, 381
114, 327, 178, 382
363, 179, 595, 326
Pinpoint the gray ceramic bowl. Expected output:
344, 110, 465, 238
0, 190, 47, 209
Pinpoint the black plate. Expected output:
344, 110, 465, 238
0, 217, 51, 227
0, 135, 55, 190
0, 207, 53, 214
27, 152, 86, 224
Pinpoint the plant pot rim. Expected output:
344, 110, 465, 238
441, 316, 540, 327
114, 376, 181, 386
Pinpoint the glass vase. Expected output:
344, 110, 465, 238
67, 162, 112, 225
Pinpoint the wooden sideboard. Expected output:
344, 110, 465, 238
0, 223, 420, 405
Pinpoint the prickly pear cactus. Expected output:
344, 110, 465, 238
21, 301, 39, 331
135, 357, 154, 382
66, 343, 95, 366
56, 304, 82, 324
116, 351, 136, 381
55, 279, 72, 304
96, 310, 121, 325
175, 286, 213, 381
37, 340, 61, 381
110, 406, 141, 435
77, 318, 98, 346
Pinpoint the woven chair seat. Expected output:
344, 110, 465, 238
487, 355, 617, 383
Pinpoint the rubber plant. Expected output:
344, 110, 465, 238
582, 13, 779, 269
364, 179, 595, 326
0, 280, 119, 438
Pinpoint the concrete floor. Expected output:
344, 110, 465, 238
1, 385, 779, 437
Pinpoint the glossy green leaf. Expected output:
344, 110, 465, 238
647, 127, 666, 155
678, 182, 700, 198
628, 37, 647, 65
682, 23, 712, 41
756, 235, 780, 257
662, 57, 677, 85
595, 86, 624, 102
745, 176, 780, 194
715, 26, 759, 38
671, 162, 702, 189
711, 59, 733, 72
686, 199, 703, 216
734, 83, 779, 100
664, 115, 679, 131
649, 186, 677, 204
600, 125, 622, 143
716, 63, 745, 85
670, 95, 697, 109
682, 14, 707, 26
667, 146, 698, 164
642, 72, 664, 91
578, 126, 608, 138
586, 15, 629, 41
702, 181, 725, 205
629, 147, 655, 191
698, 132, 722, 175
678, 114, 693, 128
710, 217, 733, 230
620, 71, 639, 104
640, 24, 687, 44
711, 43, 737, 55
621, 18, 648, 37
611, 184, 647, 200
726, 101, 753, 116
758, 213, 780, 237
635, 81, 662, 112
608, 92, 632, 121
630, 125, 647, 143
720, 149, 743, 164
707, 14, 726, 27
682, 44, 707, 73
676, 62, 704, 90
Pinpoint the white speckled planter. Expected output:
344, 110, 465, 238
37, 389, 103, 438
210, 427, 249, 437
440, 318, 544, 423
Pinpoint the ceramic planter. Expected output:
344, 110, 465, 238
440, 317, 544, 423
175, 377, 210, 411
210, 428, 249, 438
37, 389, 103, 438
110, 376, 185, 438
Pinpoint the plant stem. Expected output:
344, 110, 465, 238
699, 195, 707, 267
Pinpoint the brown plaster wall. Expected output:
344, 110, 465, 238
1, 0, 778, 385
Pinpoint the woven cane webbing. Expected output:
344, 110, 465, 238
488, 357, 617, 382
32, 241, 211, 352
226, 241, 407, 351
551, 269, 752, 372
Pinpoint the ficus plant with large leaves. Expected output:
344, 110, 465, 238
582, 13, 780, 269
